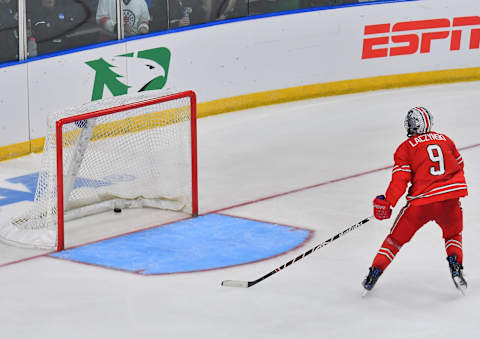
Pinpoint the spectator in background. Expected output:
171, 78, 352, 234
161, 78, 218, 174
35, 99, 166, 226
147, 0, 209, 31
166, 0, 207, 28
0, 0, 19, 63
96, 0, 150, 37
148, 0, 188, 31
148, 0, 168, 31
168, 0, 191, 28
28, 0, 90, 55
182, 0, 207, 25
208, 0, 247, 21
149, 0, 237, 32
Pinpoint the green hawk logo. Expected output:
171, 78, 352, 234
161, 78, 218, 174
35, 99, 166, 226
86, 47, 171, 101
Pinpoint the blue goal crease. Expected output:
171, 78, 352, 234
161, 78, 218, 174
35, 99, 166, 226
50, 214, 312, 275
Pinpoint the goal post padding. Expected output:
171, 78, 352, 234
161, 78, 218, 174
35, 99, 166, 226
0, 90, 198, 250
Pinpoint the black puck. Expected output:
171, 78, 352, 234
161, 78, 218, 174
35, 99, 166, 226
114, 208, 122, 213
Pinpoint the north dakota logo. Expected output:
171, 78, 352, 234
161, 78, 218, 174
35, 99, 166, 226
86, 47, 171, 101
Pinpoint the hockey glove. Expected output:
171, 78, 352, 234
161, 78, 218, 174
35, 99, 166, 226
373, 195, 392, 220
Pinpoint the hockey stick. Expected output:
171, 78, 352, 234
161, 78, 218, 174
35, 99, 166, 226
221, 216, 374, 288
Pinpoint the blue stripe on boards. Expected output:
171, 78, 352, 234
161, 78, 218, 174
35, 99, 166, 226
50, 214, 311, 274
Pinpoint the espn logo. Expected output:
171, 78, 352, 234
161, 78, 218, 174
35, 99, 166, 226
362, 16, 480, 59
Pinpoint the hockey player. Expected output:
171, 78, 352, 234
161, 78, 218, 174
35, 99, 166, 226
28, 0, 89, 55
96, 0, 150, 37
363, 107, 468, 294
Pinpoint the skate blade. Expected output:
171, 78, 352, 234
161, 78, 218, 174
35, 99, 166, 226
453, 277, 467, 296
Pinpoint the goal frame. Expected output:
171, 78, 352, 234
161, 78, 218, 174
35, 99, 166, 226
54, 90, 198, 251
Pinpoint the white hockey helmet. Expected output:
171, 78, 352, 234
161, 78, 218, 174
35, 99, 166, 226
404, 107, 433, 137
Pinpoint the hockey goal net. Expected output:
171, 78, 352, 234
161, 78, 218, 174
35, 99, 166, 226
0, 90, 198, 250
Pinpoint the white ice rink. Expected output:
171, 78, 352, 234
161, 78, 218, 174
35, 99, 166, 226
1, 81, 479, 339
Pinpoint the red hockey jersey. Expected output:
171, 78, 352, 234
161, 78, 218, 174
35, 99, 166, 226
385, 131, 467, 207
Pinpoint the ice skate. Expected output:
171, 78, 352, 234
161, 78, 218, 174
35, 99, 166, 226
447, 255, 467, 295
362, 266, 383, 296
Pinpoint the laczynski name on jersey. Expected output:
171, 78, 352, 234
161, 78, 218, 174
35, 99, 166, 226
408, 133, 446, 147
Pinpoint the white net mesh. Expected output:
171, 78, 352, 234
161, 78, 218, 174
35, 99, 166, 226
0, 91, 194, 249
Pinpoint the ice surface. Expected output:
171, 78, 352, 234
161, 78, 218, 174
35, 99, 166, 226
0, 81, 479, 339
